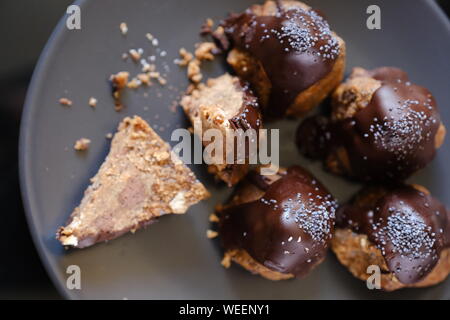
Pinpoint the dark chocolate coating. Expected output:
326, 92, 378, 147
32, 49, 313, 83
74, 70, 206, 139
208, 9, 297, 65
337, 185, 450, 284
229, 80, 262, 132
222, 2, 340, 117
219, 166, 337, 277
297, 67, 442, 181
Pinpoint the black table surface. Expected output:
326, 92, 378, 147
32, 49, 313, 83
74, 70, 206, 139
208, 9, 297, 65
1, 0, 449, 300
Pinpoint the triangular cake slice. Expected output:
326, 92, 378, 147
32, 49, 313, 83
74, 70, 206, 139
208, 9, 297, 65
57, 116, 210, 248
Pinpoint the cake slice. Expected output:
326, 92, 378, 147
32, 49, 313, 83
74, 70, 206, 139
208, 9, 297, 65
57, 116, 210, 248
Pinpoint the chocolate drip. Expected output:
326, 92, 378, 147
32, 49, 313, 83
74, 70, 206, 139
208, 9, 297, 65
297, 67, 442, 181
219, 166, 337, 277
223, 4, 339, 117
337, 186, 450, 284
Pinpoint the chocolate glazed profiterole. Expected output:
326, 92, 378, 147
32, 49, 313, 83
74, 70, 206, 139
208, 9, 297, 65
218, 166, 337, 280
297, 67, 446, 182
332, 185, 450, 291
219, 0, 346, 118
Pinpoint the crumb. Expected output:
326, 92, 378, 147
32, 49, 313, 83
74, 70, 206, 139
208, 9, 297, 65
176, 48, 193, 67
221, 254, 231, 268
105, 133, 113, 139
88, 97, 97, 108
137, 73, 151, 85
129, 49, 142, 62
207, 230, 218, 239
209, 213, 219, 223
74, 138, 91, 151
121, 53, 128, 60
110, 71, 129, 111
195, 42, 217, 61
110, 71, 129, 92
127, 78, 141, 89
187, 59, 202, 83
142, 63, 156, 73
157, 76, 167, 86
119, 22, 128, 35
145, 33, 154, 41
59, 97, 72, 106
200, 18, 214, 36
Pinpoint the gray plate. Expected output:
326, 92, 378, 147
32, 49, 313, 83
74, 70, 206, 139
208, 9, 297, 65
20, 0, 450, 299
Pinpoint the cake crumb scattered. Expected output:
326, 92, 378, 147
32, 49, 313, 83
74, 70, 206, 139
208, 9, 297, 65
88, 97, 97, 108
129, 49, 142, 62
207, 230, 218, 239
137, 73, 151, 86
176, 48, 193, 67
209, 213, 220, 223
105, 133, 113, 139
187, 59, 202, 83
59, 97, 72, 106
221, 254, 231, 268
119, 22, 128, 35
195, 42, 217, 61
110, 71, 129, 111
74, 138, 91, 151
127, 78, 141, 89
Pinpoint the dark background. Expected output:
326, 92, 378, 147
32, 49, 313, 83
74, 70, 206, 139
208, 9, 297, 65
0, 0, 449, 300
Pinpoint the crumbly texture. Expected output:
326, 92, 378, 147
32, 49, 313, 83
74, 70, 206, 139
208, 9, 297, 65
226, 0, 346, 117
331, 185, 450, 291
195, 42, 217, 61
177, 48, 194, 67
74, 138, 91, 151
57, 116, 210, 248
88, 97, 97, 108
187, 59, 202, 83
110, 71, 130, 111
59, 98, 73, 106
331, 67, 382, 120
181, 73, 254, 186
332, 228, 450, 291
326, 67, 447, 177
222, 249, 294, 281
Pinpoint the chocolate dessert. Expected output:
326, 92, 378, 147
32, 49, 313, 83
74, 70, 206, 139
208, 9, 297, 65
332, 185, 450, 291
57, 116, 210, 248
181, 73, 262, 186
218, 166, 337, 280
219, 0, 346, 118
297, 67, 446, 181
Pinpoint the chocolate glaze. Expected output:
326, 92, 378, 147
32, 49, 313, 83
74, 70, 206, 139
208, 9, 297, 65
337, 185, 450, 284
222, 80, 263, 184
222, 2, 340, 117
219, 166, 337, 277
297, 67, 442, 181
229, 80, 262, 132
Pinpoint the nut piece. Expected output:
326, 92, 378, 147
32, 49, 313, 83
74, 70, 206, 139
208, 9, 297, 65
119, 22, 128, 35
74, 138, 91, 151
59, 98, 72, 106
169, 191, 187, 214
88, 97, 97, 108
